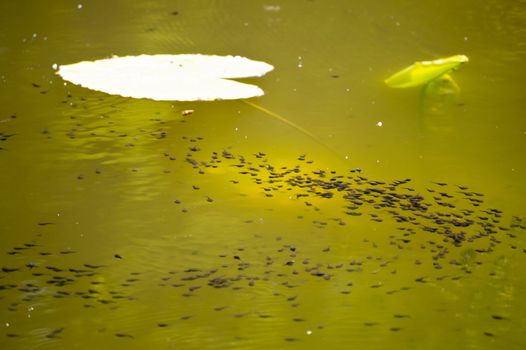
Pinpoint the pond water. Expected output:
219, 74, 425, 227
1, 1, 526, 349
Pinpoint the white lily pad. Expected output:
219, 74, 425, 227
57, 54, 274, 101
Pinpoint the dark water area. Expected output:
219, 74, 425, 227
1, 1, 526, 349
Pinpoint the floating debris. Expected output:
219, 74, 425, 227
115, 332, 134, 339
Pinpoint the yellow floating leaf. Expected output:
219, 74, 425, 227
385, 55, 468, 88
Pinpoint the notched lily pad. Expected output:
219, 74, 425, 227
57, 54, 274, 101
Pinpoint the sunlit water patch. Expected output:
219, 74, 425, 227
2, 137, 525, 349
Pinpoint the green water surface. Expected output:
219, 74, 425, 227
1, 1, 526, 349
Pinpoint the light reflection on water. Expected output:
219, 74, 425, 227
1, 1, 525, 349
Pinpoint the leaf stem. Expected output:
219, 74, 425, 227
241, 99, 344, 160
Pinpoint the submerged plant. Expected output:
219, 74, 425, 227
385, 55, 469, 122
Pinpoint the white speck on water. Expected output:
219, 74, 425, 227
297, 56, 303, 68
376, 121, 383, 127
5, 323, 10, 327
345, 155, 350, 160
464, 36, 468, 41
243, 22, 249, 26
77, 4, 83, 9
234, 127, 239, 131
52, 63, 58, 70
346, 88, 350, 92
306, 330, 312, 335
